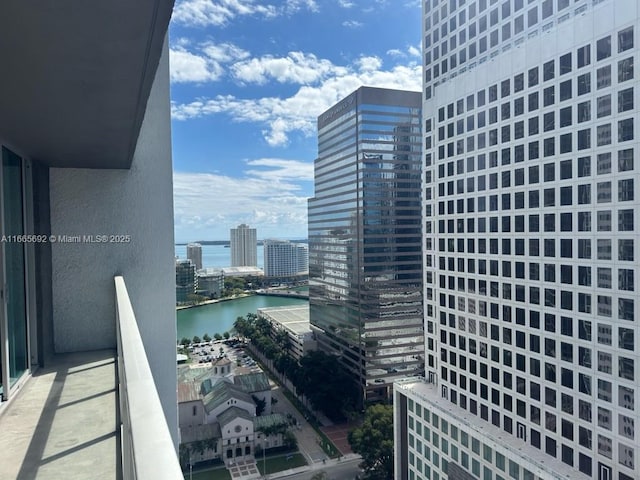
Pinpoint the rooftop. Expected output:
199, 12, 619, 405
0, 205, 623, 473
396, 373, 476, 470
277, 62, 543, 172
258, 305, 312, 336
395, 378, 587, 480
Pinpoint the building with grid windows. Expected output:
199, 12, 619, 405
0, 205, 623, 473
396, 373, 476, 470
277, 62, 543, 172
309, 87, 423, 404
395, 1, 639, 480
230, 223, 258, 267
263, 239, 309, 277
187, 242, 203, 270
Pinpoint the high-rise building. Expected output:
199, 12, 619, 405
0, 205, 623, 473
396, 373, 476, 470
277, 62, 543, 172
395, 2, 639, 480
176, 259, 197, 303
263, 239, 309, 277
309, 86, 424, 404
230, 224, 258, 267
187, 242, 203, 270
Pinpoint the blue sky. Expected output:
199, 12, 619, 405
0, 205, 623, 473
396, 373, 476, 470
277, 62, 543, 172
170, 0, 422, 242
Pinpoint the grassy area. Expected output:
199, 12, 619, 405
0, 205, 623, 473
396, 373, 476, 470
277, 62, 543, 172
188, 466, 231, 480
187, 453, 306, 479
256, 452, 307, 474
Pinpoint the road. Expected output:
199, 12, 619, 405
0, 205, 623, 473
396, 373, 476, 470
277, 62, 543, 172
272, 456, 363, 480
269, 382, 327, 464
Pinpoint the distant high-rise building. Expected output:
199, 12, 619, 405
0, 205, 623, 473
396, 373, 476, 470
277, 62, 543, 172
263, 240, 309, 277
230, 224, 257, 267
176, 259, 197, 303
308, 86, 423, 404
395, 2, 639, 480
187, 242, 203, 270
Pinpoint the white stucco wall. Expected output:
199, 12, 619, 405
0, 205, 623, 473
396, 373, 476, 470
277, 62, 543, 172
49, 38, 178, 443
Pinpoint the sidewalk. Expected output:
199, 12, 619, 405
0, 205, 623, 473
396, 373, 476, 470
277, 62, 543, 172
270, 385, 327, 464
268, 454, 361, 479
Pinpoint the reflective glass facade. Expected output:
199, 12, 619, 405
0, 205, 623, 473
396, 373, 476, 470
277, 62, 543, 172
309, 87, 424, 403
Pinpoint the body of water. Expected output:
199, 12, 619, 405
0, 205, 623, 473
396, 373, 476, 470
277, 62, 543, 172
175, 244, 264, 269
177, 295, 307, 340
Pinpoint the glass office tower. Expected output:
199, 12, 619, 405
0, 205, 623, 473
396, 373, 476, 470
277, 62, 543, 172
309, 87, 423, 404
395, 1, 639, 480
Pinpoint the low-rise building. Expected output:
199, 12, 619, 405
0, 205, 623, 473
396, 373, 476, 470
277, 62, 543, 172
257, 305, 316, 361
197, 268, 224, 298
222, 266, 264, 278
178, 359, 286, 469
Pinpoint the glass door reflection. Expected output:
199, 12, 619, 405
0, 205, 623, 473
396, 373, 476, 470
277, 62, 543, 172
1, 146, 28, 395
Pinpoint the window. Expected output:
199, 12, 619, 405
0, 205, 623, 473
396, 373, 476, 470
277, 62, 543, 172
618, 149, 634, 172
578, 157, 591, 177
577, 101, 591, 123
619, 209, 634, 231
597, 36, 611, 60
597, 95, 611, 118
619, 179, 634, 201
544, 86, 555, 106
560, 53, 572, 75
619, 57, 634, 83
528, 67, 539, 87
597, 210, 611, 231
619, 118, 634, 142
577, 45, 590, 68
597, 124, 611, 146
543, 60, 554, 81
559, 107, 572, 127
619, 88, 634, 112
577, 73, 591, 96
597, 65, 611, 89
618, 27, 634, 53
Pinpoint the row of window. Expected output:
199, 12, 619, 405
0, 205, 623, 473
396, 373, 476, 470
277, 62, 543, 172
436, 83, 634, 143
436, 238, 634, 263
432, 148, 634, 179
434, 184, 634, 212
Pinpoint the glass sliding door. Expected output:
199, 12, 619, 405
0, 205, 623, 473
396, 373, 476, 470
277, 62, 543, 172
1, 146, 28, 399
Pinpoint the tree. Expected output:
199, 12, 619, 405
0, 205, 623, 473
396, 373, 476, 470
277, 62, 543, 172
253, 394, 267, 416
214, 333, 223, 341
223, 331, 230, 339
192, 335, 201, 344
179, 337, 191, 346
348, 404, 394, 480
203, 333, 211, 342
296, 351, 359, 421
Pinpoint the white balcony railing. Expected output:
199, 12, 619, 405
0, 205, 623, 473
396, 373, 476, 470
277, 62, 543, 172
115, 276, 183, 480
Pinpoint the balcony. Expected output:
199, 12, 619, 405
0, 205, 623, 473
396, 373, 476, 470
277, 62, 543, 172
0, 276, 183, 480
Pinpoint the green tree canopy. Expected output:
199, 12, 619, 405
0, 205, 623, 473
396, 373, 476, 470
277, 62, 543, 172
202, 333, 211, 342
348, 404, 394, 480
297, 350, 359, 421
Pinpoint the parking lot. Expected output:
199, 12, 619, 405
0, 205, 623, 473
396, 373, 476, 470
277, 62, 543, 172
184, 339, 262, 373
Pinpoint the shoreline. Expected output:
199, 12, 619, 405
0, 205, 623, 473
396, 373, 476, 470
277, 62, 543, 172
176, 292, 254, 311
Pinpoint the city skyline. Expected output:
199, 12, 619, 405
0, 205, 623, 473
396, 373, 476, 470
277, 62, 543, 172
169, 0, 422, 242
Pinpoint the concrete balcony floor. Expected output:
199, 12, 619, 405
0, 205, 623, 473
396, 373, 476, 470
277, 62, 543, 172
0, 350, 118, 480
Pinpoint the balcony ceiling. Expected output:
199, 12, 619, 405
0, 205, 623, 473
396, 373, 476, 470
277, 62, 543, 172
0, 0, 174, 168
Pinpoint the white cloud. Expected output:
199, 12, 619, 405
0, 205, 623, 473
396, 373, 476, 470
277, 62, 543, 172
386, 48, 404, 57
342, 20, 363, 28
170, 47, 224, 83
173, 160, 312, 240
169, 41, 249, 83
173, 0, 317, 27
356, 55, 382, 71
232, 51, 347, 85
338, 0, 355, 7
172, 55, 421, 145
285, 0, 319, 13
407, 45, 421, 57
